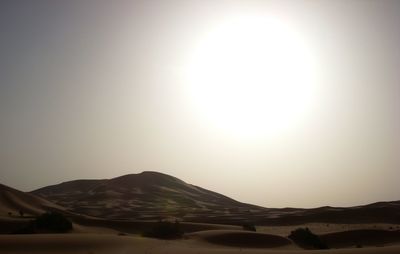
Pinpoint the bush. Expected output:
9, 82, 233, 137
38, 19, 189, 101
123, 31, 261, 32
143, 220, 183, 239
11, 212, 72, 234
242, 223, 256, 232
288, 227, 328, 249
34, 212, 73, 233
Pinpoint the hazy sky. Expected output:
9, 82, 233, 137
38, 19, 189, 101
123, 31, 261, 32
1, 0, 399, 208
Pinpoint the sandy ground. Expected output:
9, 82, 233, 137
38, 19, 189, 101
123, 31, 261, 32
257, 223, 400, 236
0, 233, 400, 254
1, 181, 400, 254
1, 214, 399, 253
1, 216, 400, 253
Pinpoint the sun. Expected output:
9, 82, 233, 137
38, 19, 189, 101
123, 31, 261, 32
182, 15, 320, 138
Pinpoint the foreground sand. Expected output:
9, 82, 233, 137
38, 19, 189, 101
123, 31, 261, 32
1, 215, 399, 254
1, 233, 400, 254
2, 177, 400, 253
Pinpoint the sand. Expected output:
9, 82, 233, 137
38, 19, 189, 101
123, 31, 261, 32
0, 233, 400, 254
1, 180, 400, 254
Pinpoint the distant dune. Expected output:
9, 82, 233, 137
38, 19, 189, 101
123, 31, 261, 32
32, 171, 400, 225
32, 171, 264, 221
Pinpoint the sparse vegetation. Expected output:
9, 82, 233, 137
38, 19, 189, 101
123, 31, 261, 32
13, 211, 73, 234
143, 220, 183, 239
35, 211, 73, 232
288, 227, 328, 249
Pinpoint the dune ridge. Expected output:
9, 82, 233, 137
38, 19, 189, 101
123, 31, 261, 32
31, 171, 400, 225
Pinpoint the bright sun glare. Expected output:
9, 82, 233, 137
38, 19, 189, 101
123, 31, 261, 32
183, 15, 320, 138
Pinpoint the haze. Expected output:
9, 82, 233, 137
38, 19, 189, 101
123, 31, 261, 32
1, 0, 399, 208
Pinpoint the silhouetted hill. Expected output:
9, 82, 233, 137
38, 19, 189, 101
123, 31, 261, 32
31, 172, 400, 224
32, 171, 263, 220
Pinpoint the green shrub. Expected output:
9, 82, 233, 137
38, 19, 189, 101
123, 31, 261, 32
288, 227, 328, 249
143, 220, 183, 239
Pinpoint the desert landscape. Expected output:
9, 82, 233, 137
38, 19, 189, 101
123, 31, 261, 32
1, 171, 400, 254
1, 0, 400, 253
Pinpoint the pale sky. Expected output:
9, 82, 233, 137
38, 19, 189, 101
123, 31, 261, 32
1, 0, 399, 208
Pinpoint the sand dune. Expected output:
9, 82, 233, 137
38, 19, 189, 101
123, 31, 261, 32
0, 183, 65, 218
321, 229, 400, 248
2, 176, 400, 254
1, 233, 400, 254
0, 183, 81, 234
32, 171, 263, 221
0, 234, 145, 254
72, 216, 241, 234
31, 172, 400, 225
188, 229, 294, 248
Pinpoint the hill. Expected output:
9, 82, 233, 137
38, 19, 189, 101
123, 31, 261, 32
32, 171, 400, 225
32, 171, 265, 221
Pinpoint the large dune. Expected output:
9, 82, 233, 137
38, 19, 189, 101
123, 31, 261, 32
31, 171, 400, 225
32, 171, 265, 221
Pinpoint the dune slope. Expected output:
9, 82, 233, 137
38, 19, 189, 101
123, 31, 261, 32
0, 183, 64, 217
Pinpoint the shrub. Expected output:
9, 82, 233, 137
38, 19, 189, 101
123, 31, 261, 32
34, 212, 73, 233
143, 220, 183, 239
11, 212, 72, 234
288, 227, 328, 249
242, 223, 256, 232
